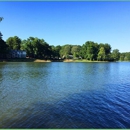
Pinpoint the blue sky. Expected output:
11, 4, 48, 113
0, 2, 130, 52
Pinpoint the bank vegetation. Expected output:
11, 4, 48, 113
0, 35, 130, 62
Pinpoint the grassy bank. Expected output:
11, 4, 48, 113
63, 59, 109, 62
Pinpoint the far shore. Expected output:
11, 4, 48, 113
0, 58, 51, 62
0, 58, 122, 63
63, 59, 109, 62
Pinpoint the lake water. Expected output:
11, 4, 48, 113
0, 62, 130, 128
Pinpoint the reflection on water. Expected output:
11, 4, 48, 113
0, 62, 130, 128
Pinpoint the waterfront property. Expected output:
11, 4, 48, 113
7, 50, 26, 58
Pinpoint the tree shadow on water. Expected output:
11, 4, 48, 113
0, 92, 92, 128
1, 91, 130, 128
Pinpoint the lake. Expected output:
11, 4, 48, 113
0, 62, 130, 128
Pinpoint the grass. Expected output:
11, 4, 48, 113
63, 59, 109, 62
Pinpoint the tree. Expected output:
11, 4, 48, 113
111, 49, 120, 61
60, 45, 72, 59
119, 53, 125, 61
80, 43, 87, 59
87, 42, 98, 61
0, 17, 3, 22
6, 36, 21, 50
41, 41, 52, 59
98, 43, 111, 61
104, 43, 111, 55
0, 32, 2, 40
55, 45, 61, 59
23, 39, 34, 57
71, 45, 81, 58
0, 17, 9, 58
81, 41, 98, 60
0, 38, 8, 58
51, 45, 61, 59
0, 17, 4, 40
125, 53, 130, 61
97, 47, 106, 61
99, 43, 111, 55
120, 52, 130, 61
51, 45, 56, 59
21, 37, 51, 59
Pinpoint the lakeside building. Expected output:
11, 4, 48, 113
7, 50, 26, 58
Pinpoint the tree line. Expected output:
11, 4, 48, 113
0, 35, 130, 61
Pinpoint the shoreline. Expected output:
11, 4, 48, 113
0, 59, 51, 62
63, 59, 110, 62
0, 58, 129, 63
0, 58, 120, 63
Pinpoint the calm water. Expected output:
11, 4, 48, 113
0, 62, 130, 128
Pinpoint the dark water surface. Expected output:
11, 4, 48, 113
0, 62, 130, 128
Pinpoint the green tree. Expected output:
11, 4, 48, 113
55, 45, 61, 59
71, 45, 81, 58
80, 43, 87, 59
121, 52, 130, 61
97, 47, 106, 61
51, 45, 61, 59
98, 43, 111, 60
111, 49, 120, 61
119, 53, 125, 61
22, 39, 34, 57
126, 53, 130, 61
81, 41, 98, 60
60, 45, 72, 59
99, 43, 111, 55
51, 45, 56, 59
104, 43, 111, 54
6, 36, 21, 50
22, 37, 51, 59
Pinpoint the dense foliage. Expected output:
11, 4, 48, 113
0, 38, 8, 58
0, 35, 130, 61
1, 17, 129, 61
120, 52, 130, 61
20, 37, 52, 59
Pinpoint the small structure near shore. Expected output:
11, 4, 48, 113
7, 50, 26, 58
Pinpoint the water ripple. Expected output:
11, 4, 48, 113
0, 62, 130, 128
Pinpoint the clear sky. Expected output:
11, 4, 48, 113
0, 1, 130, 52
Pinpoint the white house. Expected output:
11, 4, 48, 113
8, 50, 26, 58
